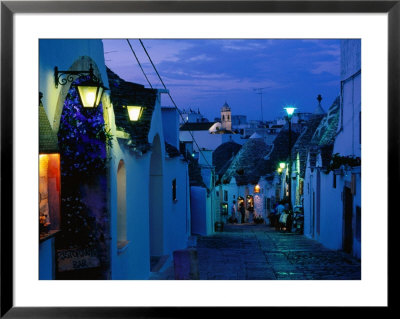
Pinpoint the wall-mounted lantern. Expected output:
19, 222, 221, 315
254, 184, 260, 193
54, 64, 107, 108
127, 106, 144, 121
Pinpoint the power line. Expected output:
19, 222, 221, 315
126, 39, 153, 89
138, 39, 215, 178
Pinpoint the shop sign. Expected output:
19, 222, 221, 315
57, 247, 100, 272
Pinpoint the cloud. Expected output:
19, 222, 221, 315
220, 39, 273, 51
310, 61, 340, 76
187, 54, 214, 62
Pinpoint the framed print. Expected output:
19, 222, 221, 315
1, 0, 396, 317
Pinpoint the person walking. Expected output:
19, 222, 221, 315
239, 202, 245, 224
276, 201, 286, 230
231, 200, 238, 224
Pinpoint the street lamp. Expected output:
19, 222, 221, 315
284, 105, 296, 210
54, 64, 107, 108
127, 106, 144, 121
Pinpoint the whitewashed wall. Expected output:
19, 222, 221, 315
163, 157, 191, 255
334, 39, 361, 158
190, 186, 209, 235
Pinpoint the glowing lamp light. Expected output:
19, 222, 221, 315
277, 167, 283, 173
54, 64, 107, 108
127, 106, 144, 121
77, 82, 104, 108
254, 184, 260, 193
279, 162, 286, 169
284, 106, 296, 118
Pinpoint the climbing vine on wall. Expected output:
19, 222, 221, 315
58, 80, 113, 179
59, 194, 98, 248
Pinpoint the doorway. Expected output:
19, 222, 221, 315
343, 186, 353, 253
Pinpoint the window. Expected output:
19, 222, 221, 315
223, 190, 228, 202
39, 154, 61, 240
172, 179, 177, 202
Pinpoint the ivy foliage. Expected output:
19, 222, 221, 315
327, 153, 361, 172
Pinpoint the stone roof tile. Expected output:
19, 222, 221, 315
39, 104, 59, 153
107, 67, 157, 153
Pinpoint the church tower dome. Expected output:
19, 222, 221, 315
221, 101, 232, 131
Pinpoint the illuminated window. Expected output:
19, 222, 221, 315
39, 154, 61, 240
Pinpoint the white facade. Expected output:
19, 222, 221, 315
110, 96, 191, 279
304, 156, 361, 259
303, 40, 361, 259
219, 177, 269, 223
334, 40, 361, 158
180, 127, 244, 152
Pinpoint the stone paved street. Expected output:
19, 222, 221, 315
150, 224, 361, 280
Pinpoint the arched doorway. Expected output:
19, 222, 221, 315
149, 134, 164, 263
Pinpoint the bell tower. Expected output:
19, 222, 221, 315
221, 101, 232, 131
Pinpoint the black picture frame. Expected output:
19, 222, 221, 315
1, 1, 395, 317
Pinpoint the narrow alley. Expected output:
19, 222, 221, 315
151, 224, 361, 280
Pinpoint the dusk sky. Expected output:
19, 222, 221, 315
102, 39, 341, 122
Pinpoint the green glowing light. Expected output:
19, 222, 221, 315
284, 106, 296, 117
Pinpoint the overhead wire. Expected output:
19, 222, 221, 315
126, 39, 153, 89
137, 39, 216, 179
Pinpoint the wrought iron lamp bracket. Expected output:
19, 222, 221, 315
54, 64, 99, 88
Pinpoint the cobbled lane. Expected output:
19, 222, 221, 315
195, 224, 361, 280
149, 223, 361, 280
